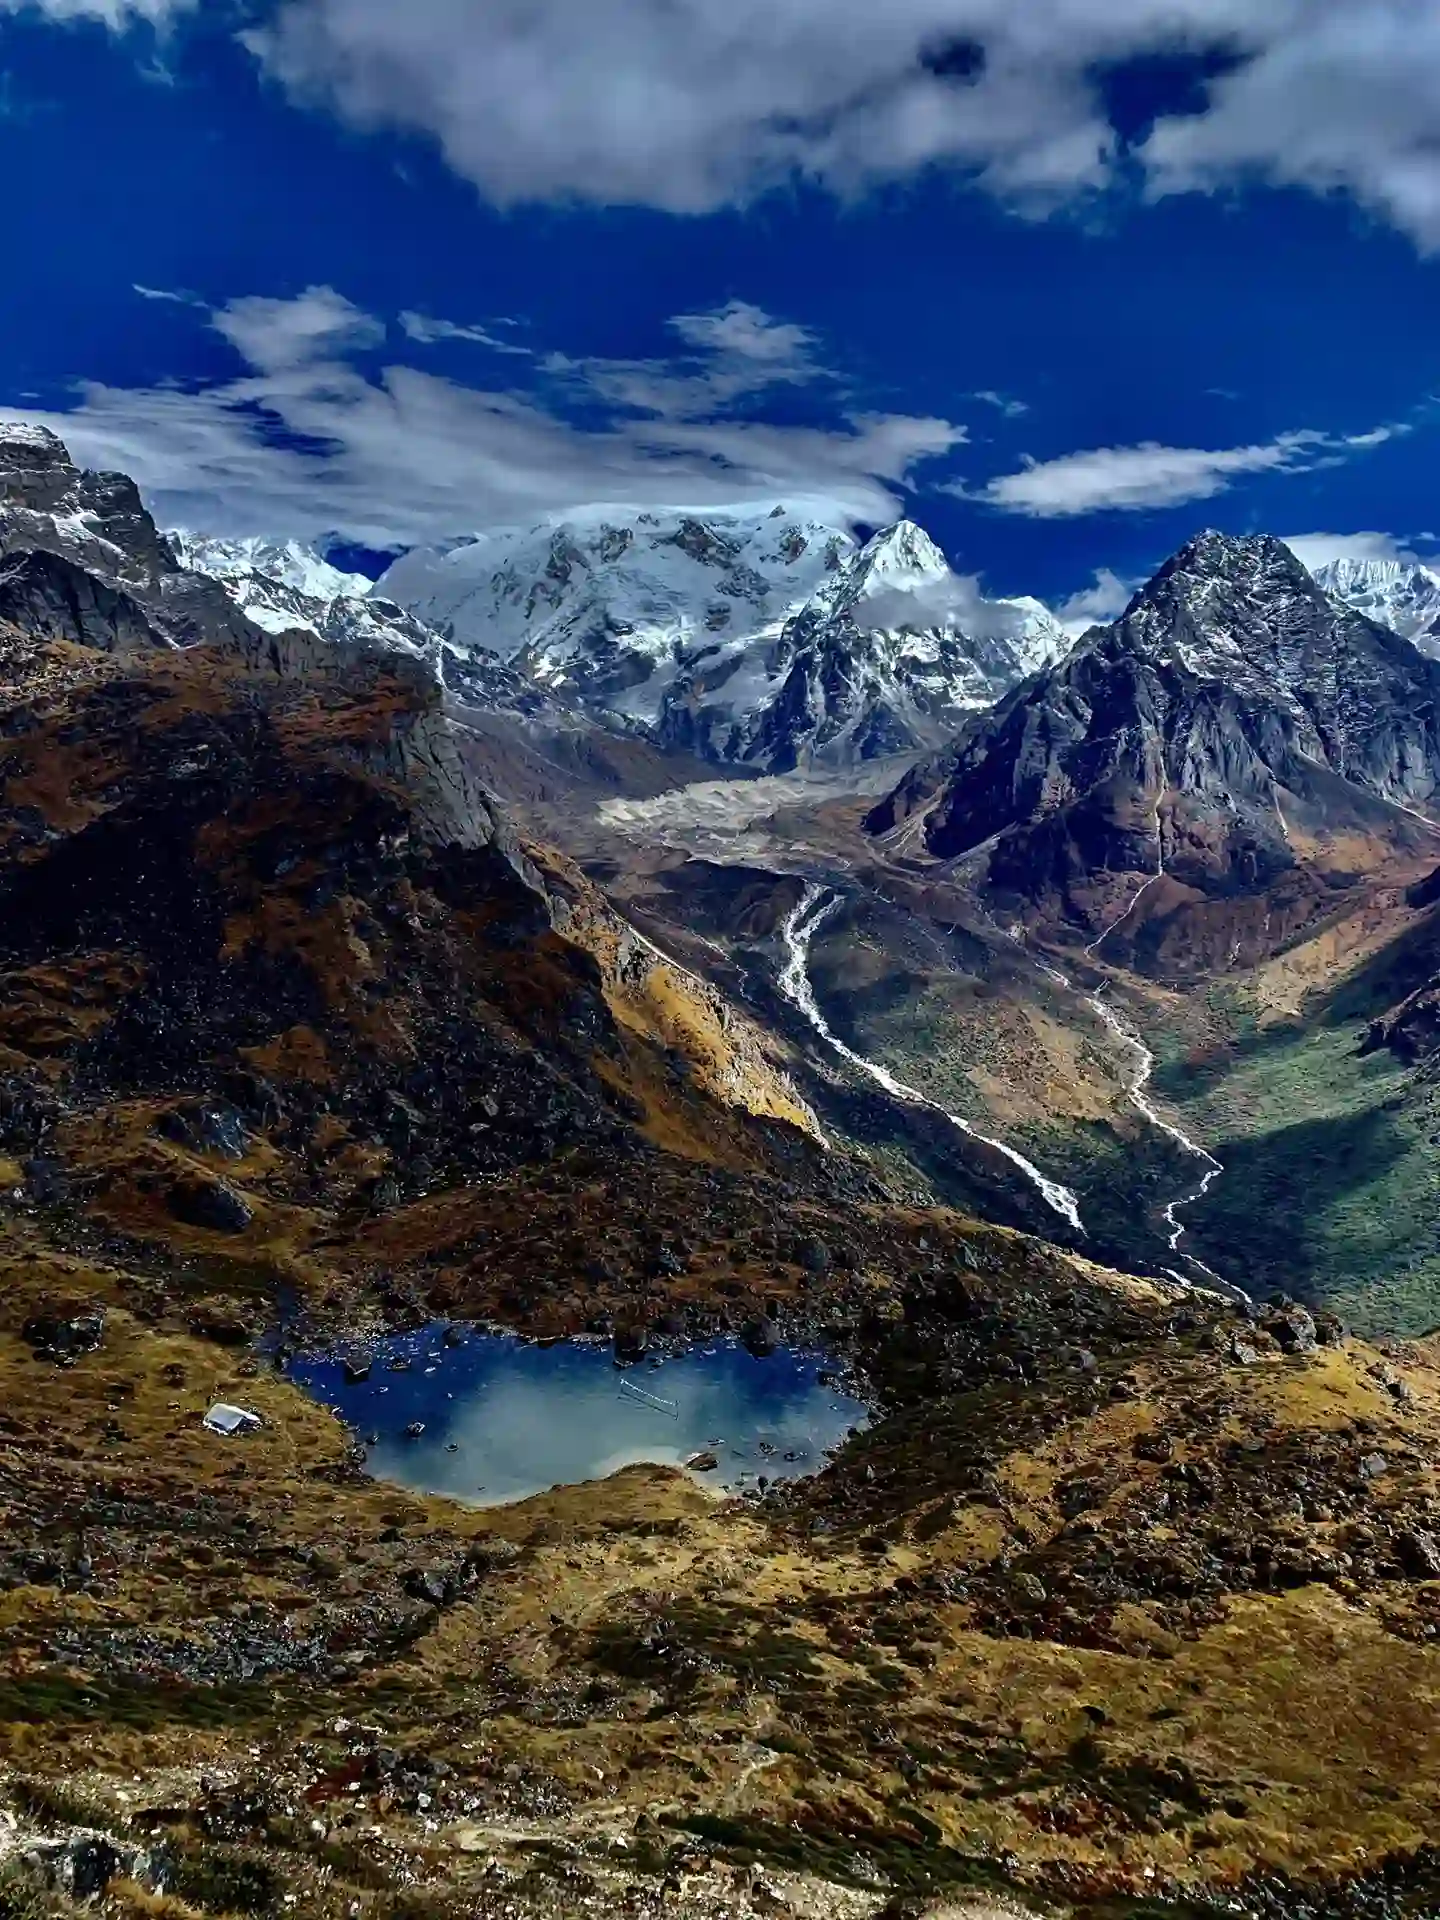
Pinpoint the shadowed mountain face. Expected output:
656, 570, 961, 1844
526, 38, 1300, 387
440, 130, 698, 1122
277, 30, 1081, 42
868, 532, 1440, 973
0, 429, 874, 1350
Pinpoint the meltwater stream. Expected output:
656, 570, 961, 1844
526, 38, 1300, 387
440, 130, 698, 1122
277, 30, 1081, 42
1085, 992, 1225, 1254
778, 884, 1085, 1233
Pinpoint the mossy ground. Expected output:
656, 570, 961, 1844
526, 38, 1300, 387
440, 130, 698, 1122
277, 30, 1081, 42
3, 1210, 1440, 1918
1149, 1013, 1440, 1336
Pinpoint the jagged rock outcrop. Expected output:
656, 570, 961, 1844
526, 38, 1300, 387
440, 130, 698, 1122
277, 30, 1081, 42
868, 532, 1440, 970
0, 424, 277, 656
0, 426, 444, 693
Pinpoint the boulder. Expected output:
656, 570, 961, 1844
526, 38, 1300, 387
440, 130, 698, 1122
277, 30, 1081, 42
404, 1566, 451, 1606
1266, 1304, 1318, 1354
21, 1306, 106, 1362
157, 1102, 249, 1159
796, 1236, 832, 1274
1396, 1530, 1440, 1578
168, 1177, 254, 1234
465, 1537, 521, 1574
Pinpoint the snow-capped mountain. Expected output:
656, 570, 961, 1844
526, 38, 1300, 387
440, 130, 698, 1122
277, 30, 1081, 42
377, 505, 854, 719
169, 532, 375, 614
868, 531, 1440, 968
1311, 555, 1440, 655
170, 527, 551, 712
171, 527, 435, 652
658, 519, 1064, 769
379, 505, 1064, 771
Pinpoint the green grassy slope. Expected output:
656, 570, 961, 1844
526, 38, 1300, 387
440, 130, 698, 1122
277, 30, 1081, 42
1154, 1012, 1440, 1336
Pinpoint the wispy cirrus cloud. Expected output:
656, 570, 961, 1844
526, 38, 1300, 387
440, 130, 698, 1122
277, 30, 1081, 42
0, 286, 964, 545
969, 424, 1398, 518
542, 300, 826, 424
399, 310, 533, 356
213, 283, 386, 371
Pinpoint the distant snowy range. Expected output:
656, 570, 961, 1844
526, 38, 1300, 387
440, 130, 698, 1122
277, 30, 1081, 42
168, 499, 1440, 775
174, 505, 1066, 773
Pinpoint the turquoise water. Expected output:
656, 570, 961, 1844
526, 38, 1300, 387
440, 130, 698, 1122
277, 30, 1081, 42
287, 1327, 869, 1507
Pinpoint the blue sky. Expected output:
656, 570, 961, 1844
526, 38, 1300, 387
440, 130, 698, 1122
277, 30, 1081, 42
2, 0, 1439, 615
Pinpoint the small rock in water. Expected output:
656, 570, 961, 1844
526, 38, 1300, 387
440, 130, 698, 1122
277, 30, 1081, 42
742, 1315, 778, 1358
685, 1451, 720, 1472
404, 1421, 426, 1439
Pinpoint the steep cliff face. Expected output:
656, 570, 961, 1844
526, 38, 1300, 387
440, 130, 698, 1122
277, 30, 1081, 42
0, 425, 450, 689
869, 532, 1440, 970
0, 424, 275, 656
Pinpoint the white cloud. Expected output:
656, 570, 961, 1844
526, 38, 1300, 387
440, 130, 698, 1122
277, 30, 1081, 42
973, 389, 1028, 418
4, 0, 192, 19
1279, 531, 1440, 572
541, 300, 829, 422
0, 286, 962, 546
229, 0, 1440, 250
399, 311, 533, 356
1143, 8, 1440, 252
853, 574, 1025, 639
669, 300, 814, 368
18, 1, 1440, 252
236, 0, 1176, 214
972, 424, 1392, 518
1053, 565, 1141, 633
213, 284, 385, 372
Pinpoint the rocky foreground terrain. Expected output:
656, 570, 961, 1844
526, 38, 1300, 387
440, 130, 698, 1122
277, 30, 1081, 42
1, 436, 1440, 1918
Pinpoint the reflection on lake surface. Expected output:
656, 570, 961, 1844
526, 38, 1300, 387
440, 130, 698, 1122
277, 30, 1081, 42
286, 1327, 869, 1507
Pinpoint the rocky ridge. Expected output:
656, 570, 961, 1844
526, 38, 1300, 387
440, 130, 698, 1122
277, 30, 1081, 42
0, 426, 355, 678
868, 531, 1440, 972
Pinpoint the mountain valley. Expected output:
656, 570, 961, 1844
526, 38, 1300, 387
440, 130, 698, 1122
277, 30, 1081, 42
3, 428, 1440, 1919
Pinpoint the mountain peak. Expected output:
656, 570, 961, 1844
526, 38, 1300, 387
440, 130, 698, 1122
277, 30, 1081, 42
0, 420, 69, 464
853, 519, 949, 583
170, 530, 374, 604
1159, 527, 1311, 587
